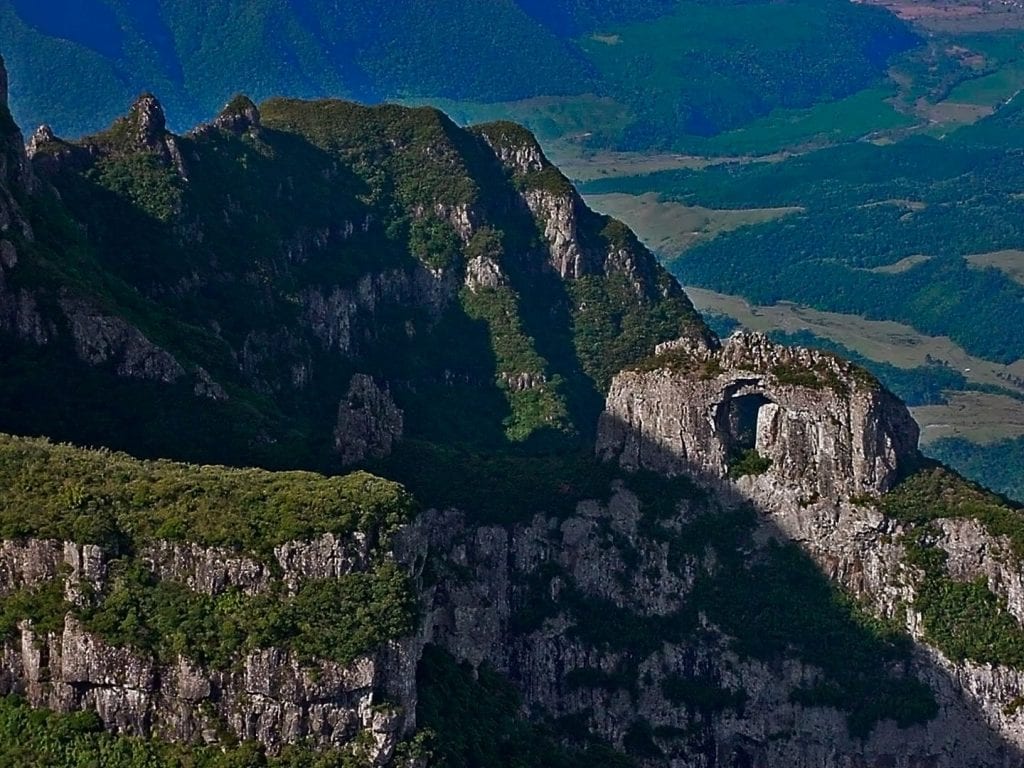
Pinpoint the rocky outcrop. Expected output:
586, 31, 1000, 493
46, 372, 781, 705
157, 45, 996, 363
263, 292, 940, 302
598, 332, 919, 500
212, 95, 261, 134
335, 374, 404, 466
522, 187, 596, 279
300, 267, 455, 357
477, 123, 547, 176
2, 616, 414, 762
586, 330, 1024, 764
121, 93, 187, 178
0, 534, 415, 762
395, 487, 1024, 768
58, 296, 187, 383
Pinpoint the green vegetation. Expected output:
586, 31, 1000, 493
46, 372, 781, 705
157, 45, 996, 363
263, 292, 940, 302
0, 694, 402, 767
409, 216, 461, 271
582, 106, 1024, 365
0, 434, 414, 558
0, 580, 67, 639
928, 437, 1024, 504
683, 85, 914, 157
76, 559, 414, 669
0, 0, 913, 152
0, 434, 418, 670
874, 468, 1024, 670
882, 466, 1024, 558
580, 0, 914, 148
727, 449, 772, 480
904, 529, 1024, 669
0, 560, 414, 671
91, 152, 182, 222
416, 645, 633, 768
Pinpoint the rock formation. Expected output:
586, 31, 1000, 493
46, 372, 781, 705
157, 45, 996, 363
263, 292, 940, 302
597, 331, 920, 499
0, 535, 415, 765
335, 374, 404, 466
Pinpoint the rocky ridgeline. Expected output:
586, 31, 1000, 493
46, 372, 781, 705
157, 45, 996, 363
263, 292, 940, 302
0, 535, 415, 764
6, 60, 705, 464
588, 331, 1024, 764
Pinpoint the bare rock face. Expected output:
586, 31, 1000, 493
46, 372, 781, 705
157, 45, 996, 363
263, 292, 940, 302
58, 296, 187, 383
3, 617, 414, 762
597, 332, 920, 501
212, 95, 261, 134
130, 93, 168, 148
395, 489, 1024, 768
0, 536, 418, 763
26, 124, 55, 159
476, 123, 546, 175
123, 93, 187, 178
335, 374, 404, 466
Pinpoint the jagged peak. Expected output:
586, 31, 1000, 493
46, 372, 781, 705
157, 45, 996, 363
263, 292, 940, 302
473, 120, 549, 176
128, 92, 167, 145
213, 94, 261, 133
26, 124, 55, 158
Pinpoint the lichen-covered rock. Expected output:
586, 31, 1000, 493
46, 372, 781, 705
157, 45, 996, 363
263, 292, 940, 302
0, 534, 418, 763
276, 532, 373, 592
0, 616, 411, 763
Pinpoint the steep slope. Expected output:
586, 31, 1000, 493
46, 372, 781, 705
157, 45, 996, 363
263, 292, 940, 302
4, 56, 1024, 768
0, 61, 706, 469
6, 336, 1024, 766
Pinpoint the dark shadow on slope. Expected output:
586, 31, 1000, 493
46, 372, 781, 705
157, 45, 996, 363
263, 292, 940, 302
572, 410, 1024, 767
411, 408, 1024, 766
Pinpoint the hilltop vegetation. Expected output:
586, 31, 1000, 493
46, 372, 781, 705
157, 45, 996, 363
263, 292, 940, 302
3, 93, 703, 469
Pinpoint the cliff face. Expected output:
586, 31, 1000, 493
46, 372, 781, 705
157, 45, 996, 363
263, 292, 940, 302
0, 536, 416, 764
597, 332, 919, 499
580, 331, 1024, 765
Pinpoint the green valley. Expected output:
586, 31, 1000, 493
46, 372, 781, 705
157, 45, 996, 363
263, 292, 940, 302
1, 0, 914, 153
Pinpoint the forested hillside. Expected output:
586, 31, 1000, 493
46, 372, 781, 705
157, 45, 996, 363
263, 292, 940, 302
0, 0, 915, 148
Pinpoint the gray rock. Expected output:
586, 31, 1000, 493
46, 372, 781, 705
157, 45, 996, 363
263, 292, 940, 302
597, 331, 919, 499
58, 296, 186, 383
335, 374, 404, 466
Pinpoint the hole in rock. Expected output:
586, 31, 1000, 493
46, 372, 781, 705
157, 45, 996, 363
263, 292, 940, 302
718, 392, 772, 459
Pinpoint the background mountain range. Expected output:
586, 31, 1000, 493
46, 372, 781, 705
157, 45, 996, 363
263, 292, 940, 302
1, 0, 913, 147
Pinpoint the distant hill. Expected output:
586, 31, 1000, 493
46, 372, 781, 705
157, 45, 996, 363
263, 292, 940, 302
0, 0, 916, 148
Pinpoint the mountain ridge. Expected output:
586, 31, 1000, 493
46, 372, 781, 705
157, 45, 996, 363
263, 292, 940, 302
2, 66, 708, 470
3, 53, 1024, 768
